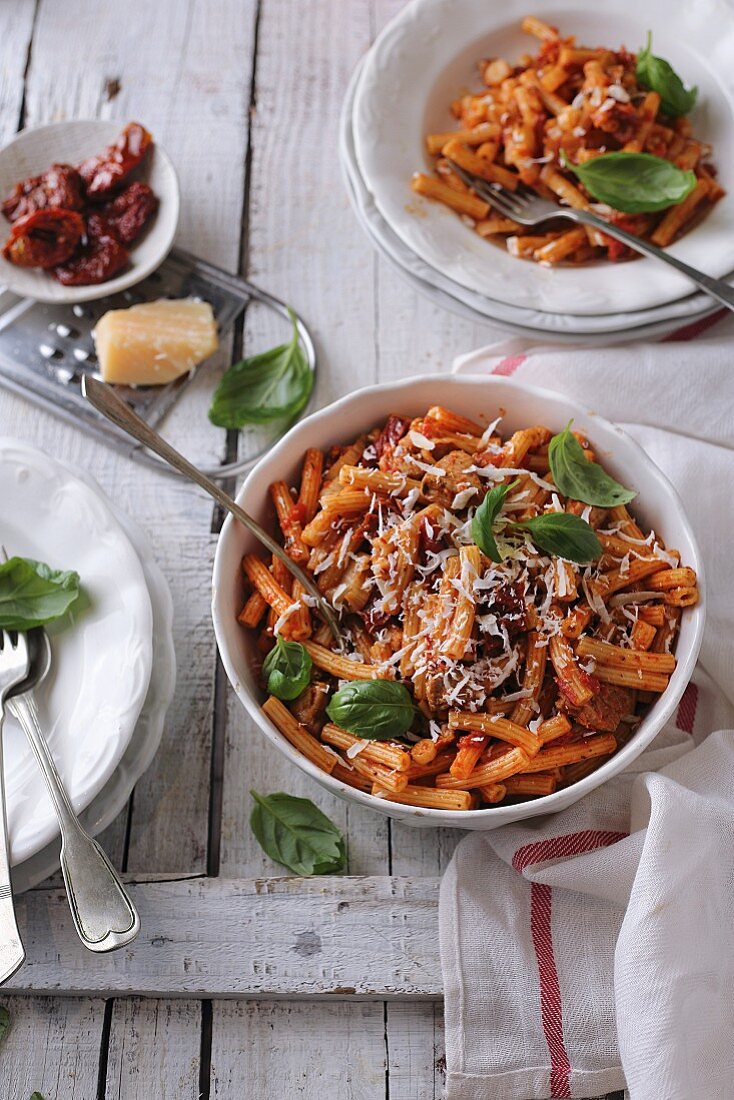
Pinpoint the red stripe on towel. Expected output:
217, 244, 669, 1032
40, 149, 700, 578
513, 830, 627, 1098
676, 682, 698, 734
662, 308, 727, 342
491, 353, 527, 376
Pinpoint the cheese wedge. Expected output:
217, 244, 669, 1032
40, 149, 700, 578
93, 298, 218, 386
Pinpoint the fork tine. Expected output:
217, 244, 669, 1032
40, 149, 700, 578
446, 160, 525, 219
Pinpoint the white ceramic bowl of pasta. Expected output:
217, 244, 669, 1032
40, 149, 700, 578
212, 375, 705, 829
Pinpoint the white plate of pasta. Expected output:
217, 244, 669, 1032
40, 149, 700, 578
352, 0, 734, 315
212, 376, 704, 829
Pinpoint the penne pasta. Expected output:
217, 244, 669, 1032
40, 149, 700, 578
410, 20, 721, 264
236, 405, 696, 811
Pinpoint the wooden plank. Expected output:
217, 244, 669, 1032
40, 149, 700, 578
5, 876, 441, 998
0, 994, 105, 1098
210, 1001, 387, 1098
0, 0, 36, 144
104, 999, 202, 1099
385, 1003, 446, 1100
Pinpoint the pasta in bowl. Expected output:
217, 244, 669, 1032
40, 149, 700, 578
212, 376, 704, 829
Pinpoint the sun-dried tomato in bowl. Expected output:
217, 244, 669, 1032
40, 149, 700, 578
1, 163, 85, 222
2, 208, 85, 268
86, 181, 159, 245
79, 122, 153, 197
0, 121, 158, 286
54, 230, 129, 286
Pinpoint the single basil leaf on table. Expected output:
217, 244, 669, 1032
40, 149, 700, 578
263, 636, 312, 701
208, 308, 313, 428
0, 557, 81, 631
471, 480, 519, 563
30, 1093, 45, 1100
548, 422, 637, 507
515, 512, 602, 564
326, 679, 415, 740
250, 790, 346, 876
561, 151, 696, 214
637, 32, 697, 118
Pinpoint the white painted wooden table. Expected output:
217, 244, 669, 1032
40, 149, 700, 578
0, 4, 627, 1097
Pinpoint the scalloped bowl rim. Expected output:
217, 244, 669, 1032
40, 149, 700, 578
212, 374, 705, 830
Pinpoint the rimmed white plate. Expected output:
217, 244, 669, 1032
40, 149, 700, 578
342, 58, 720, 339
0, 438, 154, 865
12, 470, 175, 893
0, 120, 180, 304
353, 0, 734, 315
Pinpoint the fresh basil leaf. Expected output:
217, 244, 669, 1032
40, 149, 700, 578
637, 32, 697, 118
263, 636, 312, 701
208, 308, 314, 428
0, 1006, 9, 1043
471, 480, 518, 563
515, 512, 602, 564
549, 422, 637, 507
250, 790, 346, 876
30, 1093, 45, 1099
0, 557, 81, 632
326, 680, 414, 740
561, 151, 696, 213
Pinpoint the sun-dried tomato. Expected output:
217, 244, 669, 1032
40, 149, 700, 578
359, 599, 392, 636
79, 122, 153, 197
2, 163, 85, 223
374, 414, 411, 462
54, 232, 128, 285
418, 515, 448, 562
2, 208, 85, 268
86, 181, 159, 244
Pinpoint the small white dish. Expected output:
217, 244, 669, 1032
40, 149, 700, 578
0, 119, 179, 305
0, 438, 154, 863
11, 466, 175, 893
341, 57, 721, 341
212, 375, 705, 831
352, 0, 734, 316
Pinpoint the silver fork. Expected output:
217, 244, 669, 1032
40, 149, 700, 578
0, 631, 29, 983
448, 160, 734, 313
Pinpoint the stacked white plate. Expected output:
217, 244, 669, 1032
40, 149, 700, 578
0, 439, 175, 892
341, 0, 734, 341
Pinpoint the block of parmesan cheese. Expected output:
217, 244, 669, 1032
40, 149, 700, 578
93, 298, 218, 386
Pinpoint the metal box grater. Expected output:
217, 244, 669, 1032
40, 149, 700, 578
0, 247, 316, 479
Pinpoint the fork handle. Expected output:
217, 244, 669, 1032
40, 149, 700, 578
0, 709, 24, 982
573, 209, 734, 312
9, 693, 139, 952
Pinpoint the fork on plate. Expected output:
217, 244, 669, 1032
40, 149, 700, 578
0, 631, 29, 983
448, 160, 734, 313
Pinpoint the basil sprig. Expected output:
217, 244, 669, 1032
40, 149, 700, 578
549, 422, 637, 507
250, 791, 346, 875
471, 481, 518, 563
515, 513, 602, 563
0, 557, 81, 632
209, 309, 313, 428
561, 151, 696, 213
326, 680, 414, 740
471, 486, 602, 564
263, 636, 312, 701
637, 33, 697, 118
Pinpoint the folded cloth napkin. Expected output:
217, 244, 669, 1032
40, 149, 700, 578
440, 313, 734, 1100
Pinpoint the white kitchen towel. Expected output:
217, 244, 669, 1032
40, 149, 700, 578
440, 312, 734, 1100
